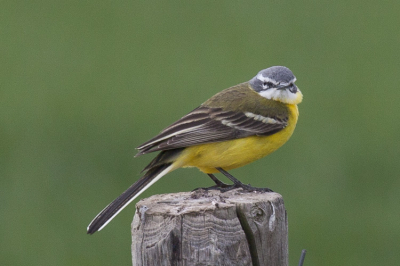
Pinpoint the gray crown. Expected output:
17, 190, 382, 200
250, 66, 296, 92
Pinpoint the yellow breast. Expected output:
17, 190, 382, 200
177, 104, 299, 173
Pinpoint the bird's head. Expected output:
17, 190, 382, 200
249, 66, 303, 105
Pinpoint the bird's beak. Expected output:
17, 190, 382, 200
277, 84, 290, 90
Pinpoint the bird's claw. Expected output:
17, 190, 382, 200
193, 183, 273, 193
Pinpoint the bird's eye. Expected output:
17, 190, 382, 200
263, 82, 273, 87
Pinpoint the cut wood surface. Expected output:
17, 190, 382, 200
131, 189, 288, 266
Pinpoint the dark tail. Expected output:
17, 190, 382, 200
87, 163, 173, 234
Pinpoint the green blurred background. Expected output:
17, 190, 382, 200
1, 1, 399, 265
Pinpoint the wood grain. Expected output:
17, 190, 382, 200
131, 189, 287, 266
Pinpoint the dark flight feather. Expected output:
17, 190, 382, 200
136, 106, 287, 156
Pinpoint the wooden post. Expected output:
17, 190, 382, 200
131, 189, 288, 266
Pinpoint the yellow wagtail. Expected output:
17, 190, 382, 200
87, 66, 303, 234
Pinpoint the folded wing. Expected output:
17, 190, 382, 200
136, 106, 287, 156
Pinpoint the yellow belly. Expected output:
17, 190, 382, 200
177, 104, 299, 173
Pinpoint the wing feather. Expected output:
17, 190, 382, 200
136, 106, 287, 156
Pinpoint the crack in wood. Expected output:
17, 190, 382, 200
236, 205, 260, 266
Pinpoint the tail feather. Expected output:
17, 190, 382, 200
87, 163, 173, 234
140, 148, 184, 173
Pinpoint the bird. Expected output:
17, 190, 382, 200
87, 66, 303, 234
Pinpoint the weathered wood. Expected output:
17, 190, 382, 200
131, 189, 288, 266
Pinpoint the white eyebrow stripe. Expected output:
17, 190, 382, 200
256, 74, 278, 84
256, 74, 297, 85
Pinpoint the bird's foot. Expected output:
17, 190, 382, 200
214, 167, 273, 193
192, 183, 232, 192
193, 183, 273, 193
192, 173, 233, 191
193, 170, 273, 193
234, 182, 273, 193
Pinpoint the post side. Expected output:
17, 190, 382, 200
131, 189, 288, 266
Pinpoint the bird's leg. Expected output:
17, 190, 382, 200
216, 167, 273, 193
207, 173, 230, 187
192, 173, 232, 192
